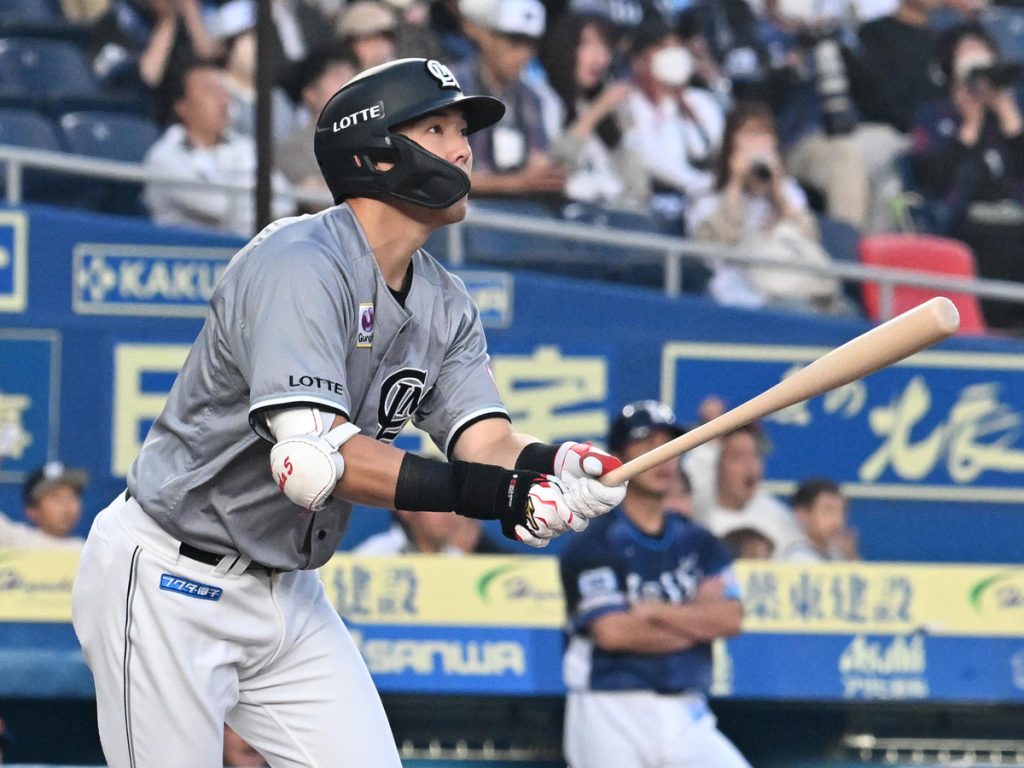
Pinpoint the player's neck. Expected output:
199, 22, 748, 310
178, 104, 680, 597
348, 198, 431, 290
621, 491, 666, 535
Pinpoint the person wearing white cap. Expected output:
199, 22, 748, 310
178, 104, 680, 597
0, 461, 88, 549
453, 0, 568, 197
337, 0, 399, 70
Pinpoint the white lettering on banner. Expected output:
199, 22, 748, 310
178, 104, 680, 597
116, 260, 224, 301
0, 391, 32, 459
332, 102, 385, 132
839, 634, 929, 700
112, 344, 190, 476
351, 631, 526, 677
491, 346, 607, 445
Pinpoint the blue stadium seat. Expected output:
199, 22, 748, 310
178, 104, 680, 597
0, 0, 60, 24
58, 110, 161, 215
981, 5, 1024, 60
59, 111, 159, 162
0, 106, 59, 149
0, 106, 68, 203
0, 37, 98, 99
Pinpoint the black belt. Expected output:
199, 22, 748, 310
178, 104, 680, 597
125, 489, 274, 574
177, 542, 275, 574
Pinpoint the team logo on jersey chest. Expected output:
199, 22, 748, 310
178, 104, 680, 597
377, 367, 427, 440
357, 303, 374, 348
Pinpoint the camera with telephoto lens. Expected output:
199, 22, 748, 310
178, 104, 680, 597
966, 61, 1024, 90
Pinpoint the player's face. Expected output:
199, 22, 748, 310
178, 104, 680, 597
717, 431, 763, 509
621, 431, 680, 499
393, 107, 473, 221
26, 485, 82, 538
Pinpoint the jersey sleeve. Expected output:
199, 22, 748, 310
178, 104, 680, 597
560, 539, 629, 634
412, 293, 508, 457
231, 242, 355, 436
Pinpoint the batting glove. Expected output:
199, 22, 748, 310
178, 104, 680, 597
553, 441, 627, 521
500, 472, 581, 548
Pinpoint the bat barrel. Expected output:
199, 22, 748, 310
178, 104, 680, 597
600, 297, 960, 486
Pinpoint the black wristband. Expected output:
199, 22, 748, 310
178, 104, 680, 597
394, 454, 542, 533
515, 442, 560, 474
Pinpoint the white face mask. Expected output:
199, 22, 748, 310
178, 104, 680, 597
650, 45, 694, 88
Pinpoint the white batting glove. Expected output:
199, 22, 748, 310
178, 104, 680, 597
553, 441, 627, 521
501, 473, 581, 548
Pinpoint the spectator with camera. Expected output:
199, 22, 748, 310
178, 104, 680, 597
754, 0, 909, 233
688, 100, 851, 313
908, 22, 1024, 330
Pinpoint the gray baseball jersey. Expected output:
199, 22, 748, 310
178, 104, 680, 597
128, 204, 508, 570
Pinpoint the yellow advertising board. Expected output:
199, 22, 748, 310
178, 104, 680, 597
1, 550, 1021, 638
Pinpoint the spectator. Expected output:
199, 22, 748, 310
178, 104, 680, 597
688, 100, 851, 314
720, 524, 776, 560
277, 46, 358, 210
537, 12, 652, 212
354, 508, 507, 553
756, 0, 909, 232
853, 0, 945, 132
0, 461, 87, 549
454, 0, 568, 198
559, 399, 750, 768
908, 23, 1024, 330
781, 478, 859, 561
385, 0, 448, 61
143, 61, 293, 237
337, 1, 399, 70
354, 509, 465, 554
223, 725, 267, 767
449, 515, 508, 553
623, 20, 725, 228
686, 423, 802, 558
90, 0, 221, 120
212, 0, 301, 142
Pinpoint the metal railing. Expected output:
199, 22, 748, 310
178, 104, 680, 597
5, 144, 1024, 322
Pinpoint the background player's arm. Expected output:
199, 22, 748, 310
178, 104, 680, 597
631, 576, 744, 642
587, 610, 697, 654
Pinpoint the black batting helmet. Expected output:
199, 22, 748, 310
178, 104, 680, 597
608, 400, 685, 453
314, 58, 505, 209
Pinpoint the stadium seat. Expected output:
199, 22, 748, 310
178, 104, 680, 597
0, 106, 68, 203
59, 111, 159, 162
859, 234, 987, 334
981, 5, 1024, 61
58, 110, 161, 215
0, 0, 60, 24
0, 37, 98, 99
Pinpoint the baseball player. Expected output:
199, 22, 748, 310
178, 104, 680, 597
559, 401, 751, 768
71, 58, 626, 768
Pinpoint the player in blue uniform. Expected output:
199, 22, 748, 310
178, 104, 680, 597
559, 400, 752, 768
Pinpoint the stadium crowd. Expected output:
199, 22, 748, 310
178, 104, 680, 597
2, 0, 1024, 327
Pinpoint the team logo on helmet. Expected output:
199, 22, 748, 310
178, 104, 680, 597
427, 60, 460, 90
377, 367, 428, 441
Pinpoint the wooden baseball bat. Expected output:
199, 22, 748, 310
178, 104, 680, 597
600, 297, 961, 486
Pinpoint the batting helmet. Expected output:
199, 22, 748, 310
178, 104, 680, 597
314, 58, 505, 209
607, 400, 685, 453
